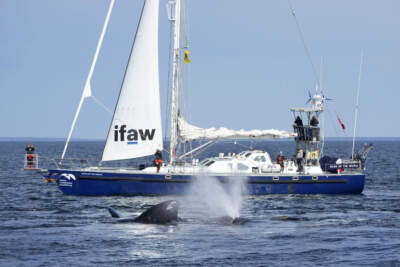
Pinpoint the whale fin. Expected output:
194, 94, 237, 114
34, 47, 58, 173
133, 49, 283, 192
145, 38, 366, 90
107, 208, 120, 218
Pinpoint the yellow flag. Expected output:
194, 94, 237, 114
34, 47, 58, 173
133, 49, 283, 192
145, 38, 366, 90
184, 49, 191, 63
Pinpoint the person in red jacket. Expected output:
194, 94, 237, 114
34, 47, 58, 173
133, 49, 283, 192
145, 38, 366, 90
25, 143, 35, 168
276, 151, 285, 172
154, 149, 163, 173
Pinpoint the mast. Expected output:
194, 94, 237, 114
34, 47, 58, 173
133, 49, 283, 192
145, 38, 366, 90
61, 0, 115, 160
167, 0, 182, 165
352, 51, 364, 159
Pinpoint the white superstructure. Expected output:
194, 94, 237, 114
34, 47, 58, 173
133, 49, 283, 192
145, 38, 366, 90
138, 149, 324, 176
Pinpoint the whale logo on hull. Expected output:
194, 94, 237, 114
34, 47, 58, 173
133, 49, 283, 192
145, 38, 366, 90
60, 173, 76, 181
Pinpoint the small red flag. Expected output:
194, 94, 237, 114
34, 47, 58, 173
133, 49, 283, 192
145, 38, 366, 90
337, 116, 345, 130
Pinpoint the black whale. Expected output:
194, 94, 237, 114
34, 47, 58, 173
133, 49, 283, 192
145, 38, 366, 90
107, 200, 179, 224
108, 200, 249, 225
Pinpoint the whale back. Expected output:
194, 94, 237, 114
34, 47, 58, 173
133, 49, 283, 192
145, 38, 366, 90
134, 200, 178, 224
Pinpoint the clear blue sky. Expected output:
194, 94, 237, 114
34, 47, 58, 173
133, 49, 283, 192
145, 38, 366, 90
1, 0, 399, 139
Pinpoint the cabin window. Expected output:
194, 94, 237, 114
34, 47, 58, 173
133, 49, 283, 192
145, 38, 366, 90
245, 152, 252, 158
254, 156, 267, 162
205, 161, 215, 166
200, 159, 210, 166
237, 163, 249, 171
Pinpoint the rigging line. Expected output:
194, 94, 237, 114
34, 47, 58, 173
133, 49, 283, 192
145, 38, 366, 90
184, 2, 192, 125
326, 104, 339, 137
179, 0, 191, 154
182, 0, 190, 48
320, 109, 326, 157
189, 140, 193, 161
234, 141, 251, 150
320, 105, 327, 157
90, 95, 112, 114
319, 56, 323, 91
181, 2, 188, 117
186, 140, 217, 159
181, 0, 190, 127
164, 22, 174, 145
287, 0, 320, 88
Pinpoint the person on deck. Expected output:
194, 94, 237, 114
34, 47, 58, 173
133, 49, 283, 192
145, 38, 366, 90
295, 116, 303, 126
310, 115, 319, 126
310, 115, 320, 141
25, 143, 35, 168
276, 151, 285, 172
154, 149, 163, 173
294, 116, 304, 140
296, 146, 304, 172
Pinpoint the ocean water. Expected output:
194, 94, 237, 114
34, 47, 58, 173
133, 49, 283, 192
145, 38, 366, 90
0, 140, 399, 266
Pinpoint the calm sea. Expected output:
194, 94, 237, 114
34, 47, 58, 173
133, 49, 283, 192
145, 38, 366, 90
0, 140, 399, 266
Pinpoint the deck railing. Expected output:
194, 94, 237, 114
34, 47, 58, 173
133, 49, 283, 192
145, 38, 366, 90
293, 125, 320, 141
24, 154, 39, 169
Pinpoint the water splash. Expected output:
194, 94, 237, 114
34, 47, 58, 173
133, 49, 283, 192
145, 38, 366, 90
183, 176, 247, 218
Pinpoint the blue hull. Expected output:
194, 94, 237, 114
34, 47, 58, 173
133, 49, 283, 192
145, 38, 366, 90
47, 169, 365, 196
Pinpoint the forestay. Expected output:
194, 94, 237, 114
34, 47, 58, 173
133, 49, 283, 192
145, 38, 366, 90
178, 117, 296, 141
102, 0, 162, 161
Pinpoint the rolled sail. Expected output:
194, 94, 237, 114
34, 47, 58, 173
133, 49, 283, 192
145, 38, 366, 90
178, 117, 296, 141
102, 0, 162, 161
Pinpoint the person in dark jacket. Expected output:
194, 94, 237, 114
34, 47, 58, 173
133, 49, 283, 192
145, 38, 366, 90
310, 115, 320, 141
25, 143, 35, 168
295, 116, 303, 126
154, 149, 163, 173
294, 116, 304, 140
310, 115, 319, 126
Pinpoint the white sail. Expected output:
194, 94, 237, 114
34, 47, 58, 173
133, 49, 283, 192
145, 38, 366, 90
178, 117, 296, 141
102, 0, 162, 161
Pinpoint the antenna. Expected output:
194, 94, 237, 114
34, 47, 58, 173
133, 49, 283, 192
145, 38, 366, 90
319, 56, 323, 92
287, 0, 320, 89
351, 51, 364, 159
319, 56, 324, 157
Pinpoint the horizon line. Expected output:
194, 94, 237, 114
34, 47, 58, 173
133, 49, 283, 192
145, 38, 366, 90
1, 136, 399, 142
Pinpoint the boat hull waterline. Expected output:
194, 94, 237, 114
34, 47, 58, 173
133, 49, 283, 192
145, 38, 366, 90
48, 170, 365, 196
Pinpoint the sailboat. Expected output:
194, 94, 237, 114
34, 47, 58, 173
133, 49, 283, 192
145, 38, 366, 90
45, 0, 371, 196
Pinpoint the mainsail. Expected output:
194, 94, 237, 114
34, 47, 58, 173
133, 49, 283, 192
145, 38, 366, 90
102, 0, 162, 161
178, 117, 296, 141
